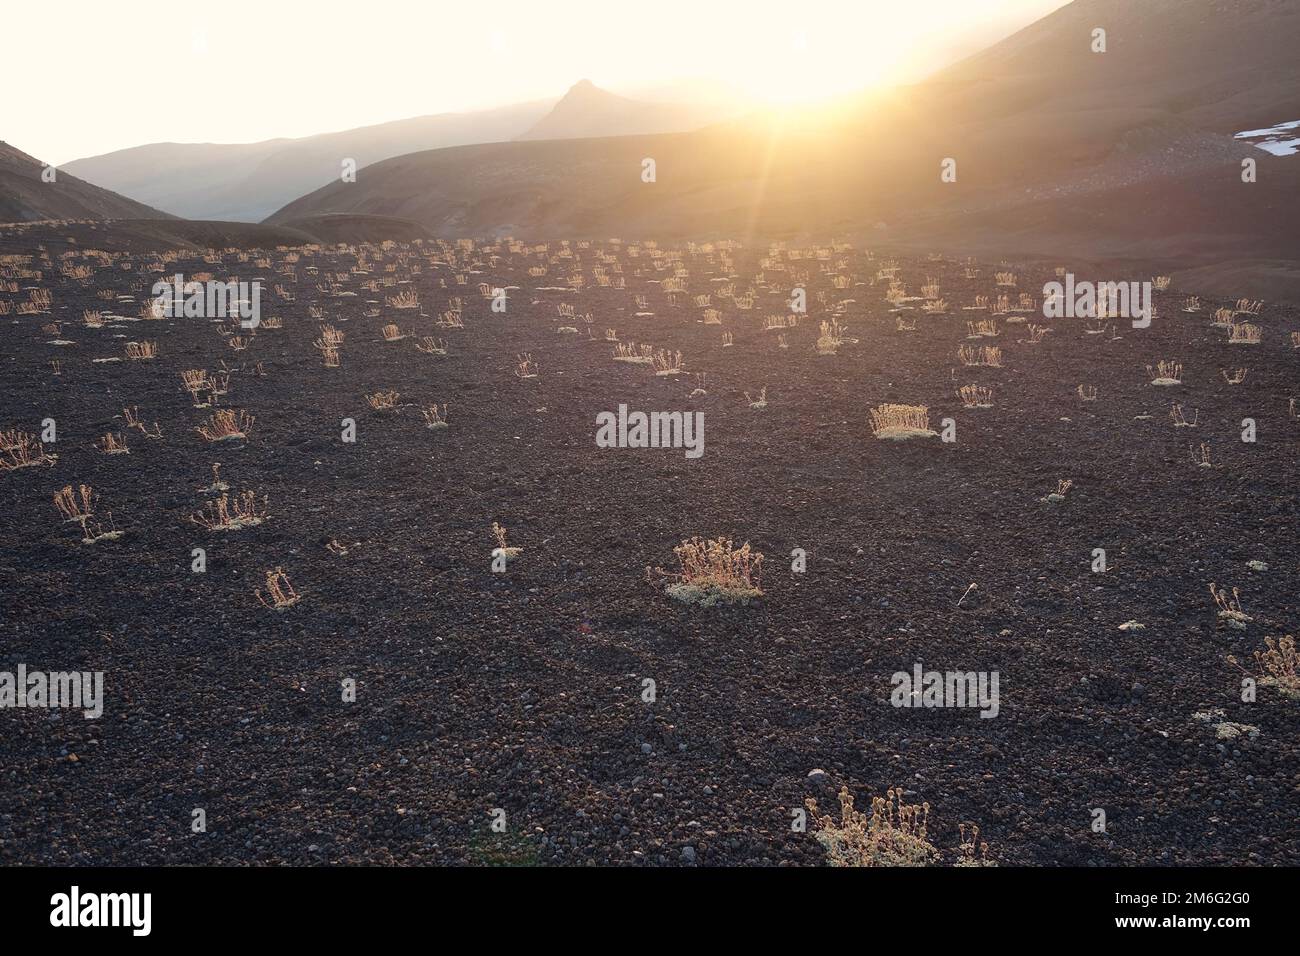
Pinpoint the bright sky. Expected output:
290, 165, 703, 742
8, 0, 1069, 165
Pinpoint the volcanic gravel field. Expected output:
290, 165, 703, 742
1, 238, 1298, 866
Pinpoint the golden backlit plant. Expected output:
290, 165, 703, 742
806, 787, 937, 867
650, 536, 764, 606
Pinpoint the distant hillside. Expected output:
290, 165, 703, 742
62, 99, 555, 222
60, 80, 742, 223
0, 141, 171, 224
266, 0, 1300, 287
928, 0, 1300, 134
516, 79, 744, 141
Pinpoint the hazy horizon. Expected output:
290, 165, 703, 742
10, 0, 1069, 166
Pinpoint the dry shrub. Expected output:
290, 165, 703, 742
1255, 636, 1298, 699
869, 404, 936, 440
386, 290, 419, 309
1209, 582, 1251, 628
958, 345, 1001, 367
1228, 322, 1261, 345
957, 385, 994, 408
491, 522, 522, 560
1147, 360, 1182, 385
0, 431, 57, 471
816, 319, 846, 355
197, 409, 254, 442
422, 404, 449, 429
654, 536, 763, 606
806, 787, 938, 867
256, 568, 300, 610
192, 491, 267, 531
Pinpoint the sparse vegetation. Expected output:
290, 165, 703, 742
198, 409, 254, 442
869, 403, 937, 440
651, 536, 763, 606
806, 787, 937, 867
256, 567, 300, 610
1254, 636, 1299, 699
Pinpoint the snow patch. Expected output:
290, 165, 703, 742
1235, 119, 1300, 156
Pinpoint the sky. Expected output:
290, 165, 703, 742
7, 0, 1070, 165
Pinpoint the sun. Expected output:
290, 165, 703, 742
732, 29, 900, 105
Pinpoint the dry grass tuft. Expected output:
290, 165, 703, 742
1209, 582, 1251, 628
1228, 322, 1261, 345
1043, 479, 1072, 503
957, 385, 994, 408
514, 353, 539, 379
197, 409, 254, 442
816, 319, 846, 355
52, 483, 120, 543
256, 567, 300, 610
652, 536, 764, 606
1254, 636, 1299, 699
53, 483, 97, 526
491, 522, 522, 561
422, 404, 449, 429
806, 786, 937, 867
96, 432, 130, 455
0, 431, 58, 471
386, 290, 419, 310
1147, 361, 1182, 385
192, 491, 268, 531
653, 349, 684, 376
869, 404, 936, 440
956, 824, 997, 867
958, 345, 1002, 367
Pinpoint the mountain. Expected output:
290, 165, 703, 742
927, 0, 1300, 134
877, 0, 1300, 280
60, 81, 741, 223
265, 0, 1300, 295
61, 99, 555, 222
0, 141, 171, 223
516, 79, 745, 141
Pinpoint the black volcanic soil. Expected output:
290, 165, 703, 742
1, 238, 1298, 866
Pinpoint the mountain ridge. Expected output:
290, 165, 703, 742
0, 141, 172, 224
